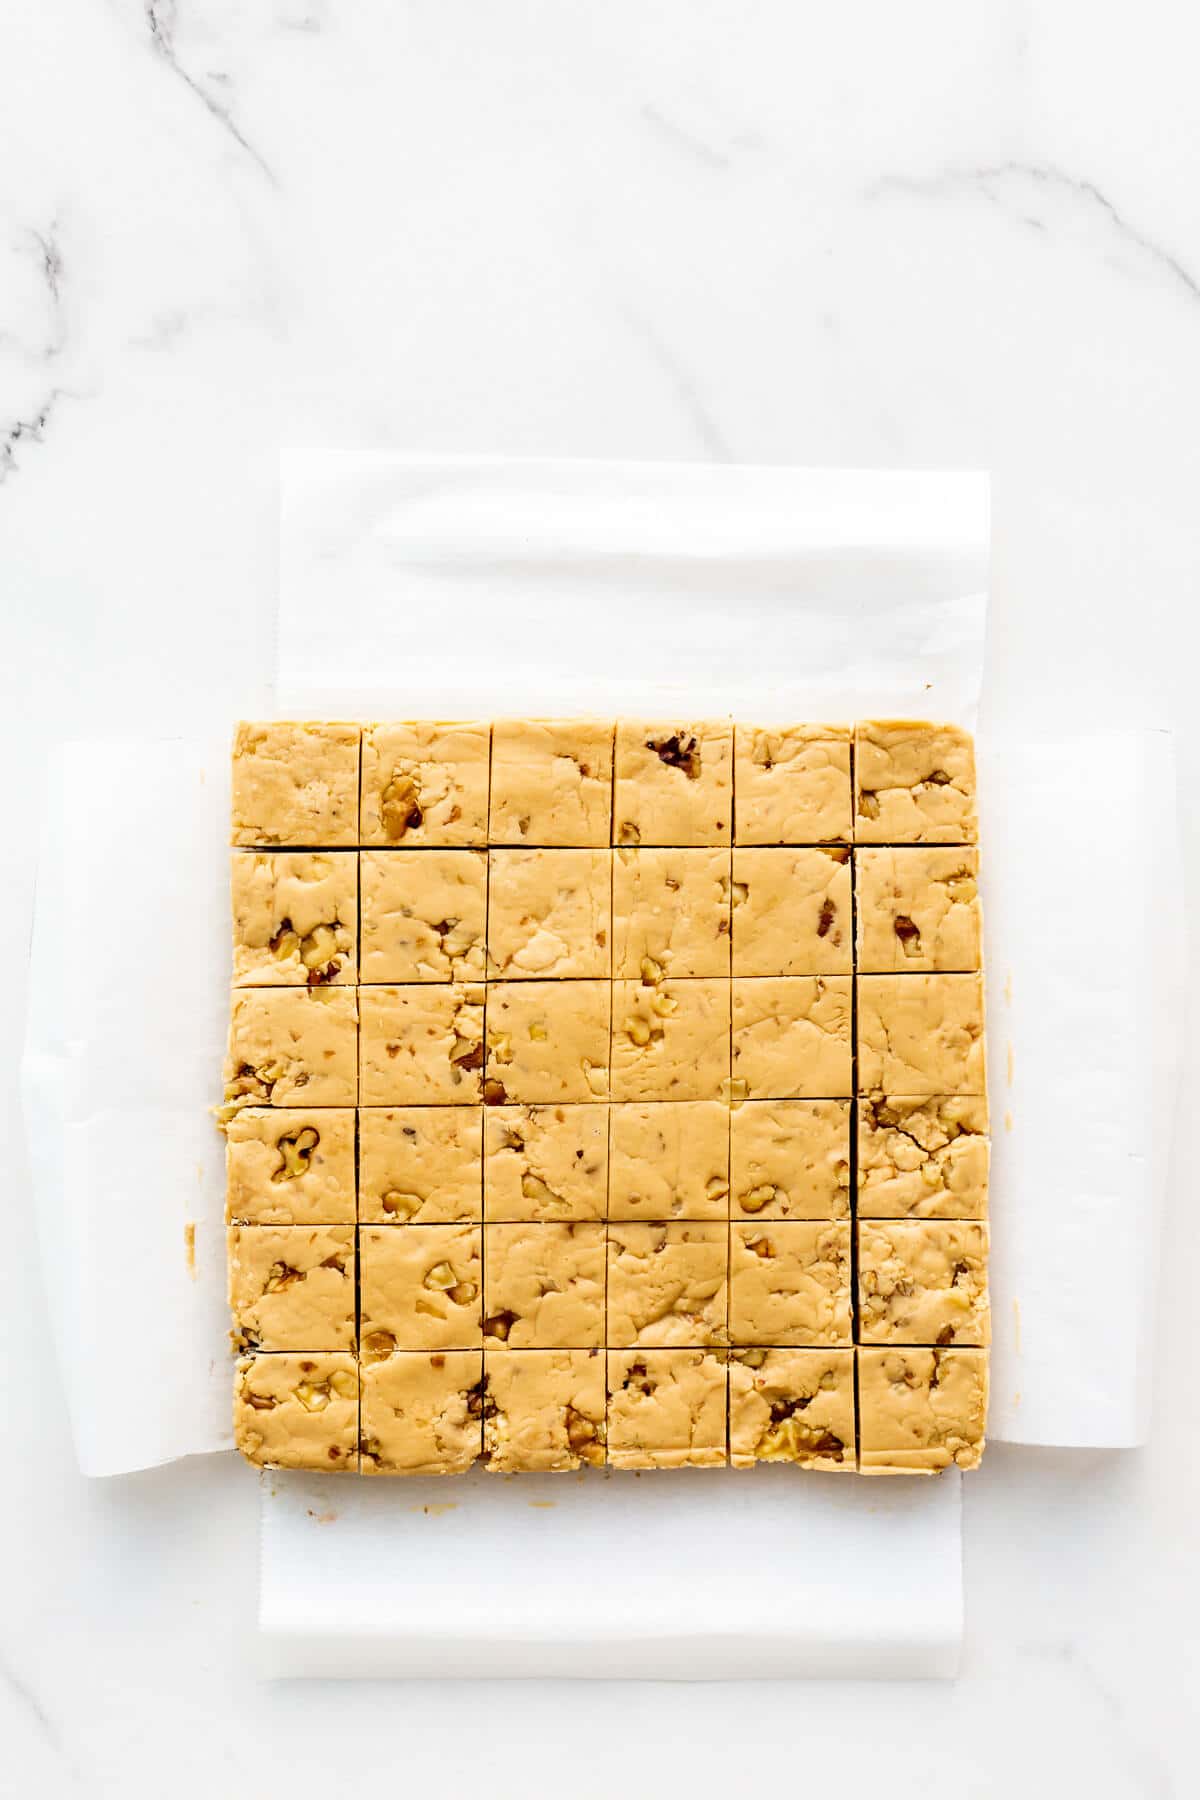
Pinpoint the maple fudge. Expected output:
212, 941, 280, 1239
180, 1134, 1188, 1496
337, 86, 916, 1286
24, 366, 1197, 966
359, 849, 487, 982
854, 720, 977, 844
485, 848, 611, 979
483, 1349, 606, 1471
608, 1101, 730, 1221
610, 978, 730, 1103
359, 1224, 482, 1353
858, 1220, 990, 1346
359, 984, 485, 1104
484, 980, 610, 1105
225, 1107, 356, 1225
858, 1096, 989, 1219
360, 721, 489, 845
730, 976, 853, 1099
482, 1223, 606, 1348
231, 721, 360, 848
728, 1348, 855, 1471
360, 1351, 483, 1476
729, 1222, 852, 1346
358, 1106, 483, 1223
606, 1223, 728, 1348
730, 846, 852, 977
611, 847, 731, 980
730, 1100, 851, 1221
483, 1105, 608, 1222
488, 719, 614, 846
234, 1353, 359, 1471
856, 847, 981, 973
858, 1347, 988, 1473
224, 987, 358, 1109
733, 724, 853, 845
606, 1349, 727, 1469
227, 1224, 356, 1351
857, 974, 986, 1096
613, 720, 733, 847
230, 851, 357, 986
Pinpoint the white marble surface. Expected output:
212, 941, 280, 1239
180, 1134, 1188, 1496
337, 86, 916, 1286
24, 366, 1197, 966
3, 2, 1199, 1793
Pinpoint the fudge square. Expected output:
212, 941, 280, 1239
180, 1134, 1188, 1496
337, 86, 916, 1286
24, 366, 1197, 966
360, 1350, 483, 1476
234, 1353, 359, 1471
488, 719, 614, 846
729, 1222, 852, 1346
224, 987, 358, 1109
611, 847, 731, 981
857, 1095, 989, 1219
730, 976, 852, 1099
606, 1348, 727, 1469
484, 980, 610, 1105
857, 974, 986, 1096
610, 978, 730, 1102
358, 1106, 483, 1223
613, 720, 733, 847
730, 847, 852, 976
359, 1224, 482, 1354
482, 1223, 606, 1348
482, 1105, 608, 1222
855, 847, 981, 973
359, 849, 487, 983
728, 1348, 855, 1471
733, 724, 852, 845
482, 1348, 607, 1471
858, 1347, 988, 1474
360, 721, 489, 846
485, 849, 611, 979
227, 1225, 356, 1352
225, 1107, 356, 1225
608, 1101, 730, 1221
730, 1100, 851, 1222
857, 1220, 990, 1346
854, 720, 978, 844
605, 1223, 728, 1348
230, 851, 357, 986
359, 984, 485, 1105
231, 721, 360, 848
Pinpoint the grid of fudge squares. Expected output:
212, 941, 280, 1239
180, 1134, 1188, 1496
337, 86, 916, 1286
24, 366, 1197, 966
224, 716, 989, 1478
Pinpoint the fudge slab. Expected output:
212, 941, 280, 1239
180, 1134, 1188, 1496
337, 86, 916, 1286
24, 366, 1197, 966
730, 976, 853, 1099
359, 849, 487, 983
227, 1224, 356, 1352
606, 1349, 727, 1469
605, 1223, 729, 1348
358, 1106, 483, 1223
858, 1220, 991, 1347
729, 1222, 852, 1346
482, 1105, 608, 1222
858, 1347, 988, 1474
613, 720, 733, 847
360, 721, 489, 846
225, 1107, 356, 1225
483, 1349, 607, 1471
608, 1100, 730, 1221
234, 1353, 359, 1471
485, 848, 611, 979
610, 978, 730, 1103
854, 720, 977, 844
231, 851, 357, 986
857, 974, 986, 1096
359, 984, 485, 1105
231, 721, 360, 848
730, 1099, 851, 1221
728, 1348, 855, 1471
482, 1223, 606, 1349
611, 847, 731, 981
857, 1096, 989, 1219
360, 1350, 483, 1475
488, 719, 614, 846
224, 987, 358, 1109
359, 1224, 482, 1353
732, 724, 852, 845
855, 846, 981, 973
730, 847, 852, 976
484, 980, 610, 1105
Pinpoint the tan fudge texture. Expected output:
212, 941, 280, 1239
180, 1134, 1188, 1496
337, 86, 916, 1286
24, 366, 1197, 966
231, 851, 357, 986
606, 1349, 727, 1469
731, 847, 852, 976
484, 980, 610, 1105
606, 1224, 728, 1348
227, 1225, 356, 1352
359, 849, 487, 982
611, 847, 731, 980
359, 984, 485, 1104
611, 978, 730, 1102
857, 974, 986, 1096
854, 720, 978, 844
360, 722, 489, 846
482, 1223, 606, 1348
483, 1349, 606, 1471
485, 849, 611, 978
731, 976, 852, 1099
358, 1107, 483, 1223
360, 1351, 483, 1475
613, 720, 733, 847
858, 1347, 988, 1473
858, 1220, 990, 1346
858, 1096, 989, 1219
733, 725, 852, 845
488, 719, 614, 846
608, 1101, 730, 1221
483, 1105, 608, 1221
225, 1107, 356, 1225
359, 1224, 482, 1353
729, 1223, 852, 1346
224, 987, 358, 1109
728, 1349, 855, 1470
730, 1100, 851, 1221
234, 1353, 360, 1471
231, 721, 360, 848
856, 847, 981, 973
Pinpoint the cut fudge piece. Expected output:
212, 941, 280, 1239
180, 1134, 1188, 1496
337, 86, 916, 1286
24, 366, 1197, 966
482, 1223, 606, 1348
730, 977, 852, 1099
225, 1107, 356, 1225
485, 848, 611, 979
730, 846, 852, 976
733, 724, 852, 845
857, 974, 986, 1096
613, 720, 733, 847
606, 1349, 727, 1469
231, 721, 360, 848
858, 1347, 988, 1473
482, 1349, 607, 1471
230, 851, 357, 986
359, 984, 484, 1105
608, 1101, 730, 1221
728, 1348, 855, 1471
855, 847, 981, 973
358, 1106, 483, 1223
360, 1350, 483, 1475
605, 1223, 728, 1348
730, 1100, 851, 1221
857, 1220, 990, 1346
729, 1222, 852, 1346
360, 721, 490, 846
484, 980, 610, 1105
610, 979, 730, 1103
488, 719, 614, 846
359, 849, 487, 982
483, 1105, 608, 1222
611, 847, 731, 980
227, 1225, 356, 1351
854, 720, 977, 844
858, 1096, 989, 1219
223, 987, 358, 1110
359, 1224, 482, 1353
233, 1353, 359, 1471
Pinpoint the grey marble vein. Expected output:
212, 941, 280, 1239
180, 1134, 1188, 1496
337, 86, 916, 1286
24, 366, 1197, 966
144, 0, 277, 186
0, 1652, 59, 1753
618, 305, 733, 461
1, 391, 64, 483
640, 103, 732, 172
30, 225, 66, 357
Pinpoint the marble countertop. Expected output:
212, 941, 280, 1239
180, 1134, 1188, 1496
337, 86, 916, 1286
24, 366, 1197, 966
2, 3, 1198, 1794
